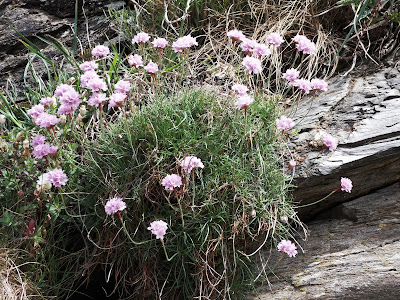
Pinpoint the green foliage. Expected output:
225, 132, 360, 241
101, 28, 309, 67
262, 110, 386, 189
73, 89, 295, 298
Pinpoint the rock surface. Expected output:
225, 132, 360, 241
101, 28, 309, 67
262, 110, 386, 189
255, 182, 400, 299
289, 57, 400, 220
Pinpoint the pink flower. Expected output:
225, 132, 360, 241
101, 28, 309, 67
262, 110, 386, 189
277, 239, 298, 257
40, 96, 56, 107
323, 134, 338, 152
108, 93, 127, 108
92, 45, 110, 58
35, 112, 60, 128
144, 61, 158, 74
81, 71, 99, 88
293, 35, 316, 54
240, 38, 258, 53
27, 104, 45, 119
152, 37, 168, 49
32, 135, 46, 146
87, 77, 108, 92
181, 156, 204, 173
227, 29, 245, 42
32, 143, 58, 159
161, 174, 182, 191
253, 43, 271, 56
311, 78, 328, 91
340, 177, 353, 193
54, 84, 75, 98
114, 80, 131, 94
266, 32, 284, 47
128, 54, 143, 67
293, 78, 312, 94
234, 94, 254, 109
57, 89, 82, 115
132, 32, 150, 44
282, 68, 300, 84
79, 61, 98, 72
289, 159, 296, 169
104, 197, 127, 215
148, 220, 168, 239
88, 93, 107, 107
58, 105, 77, 115
231, 84, 249, 96
47, 168, 68, 187
172, 35, 198, 52
276, 116, 295, 131
242, 56, 262, 74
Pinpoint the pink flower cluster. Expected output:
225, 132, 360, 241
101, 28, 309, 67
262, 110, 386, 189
240, 38, 271, 57
234, 94, 254, 109
266, 32, 284, 47
282, 68, 300, 85
79, 61, 98, 72
144, 61, 158, 74
340, 177, 353, 193
104, 197, 127, 215
40, 96, 56, 107
32, 135, 46, 146
276, 116, 295, 131
161, 174, 182, 191
242, 56, 262, 74
32, 143, 58, 159
128, 54, 143, 68
34, 112, 60, 129
132, 32, 150, 44
148, 220, 168, 239
152, 37, 168, 49
172, 35, 198, 53
181, 156, 204, 173
47, 168, 68, 187
231, 84, 249, 96
92, 45, 110, 58
277, 239, 298, 257
114, 80, 131, 94
55, 84, 83, 115
81, 72, 107, 93
227, 29, 245, 42
293, 35, 316, 55
108, 93, 127, 108
323, 134, 338, 152
88, 93, 107, 107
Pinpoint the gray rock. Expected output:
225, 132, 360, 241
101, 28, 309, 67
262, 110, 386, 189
254, 182, 400, 300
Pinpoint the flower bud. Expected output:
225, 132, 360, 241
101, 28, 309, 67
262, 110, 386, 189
23, 139, 29, 149
289, 159, 296, 169
60, 115, 67, 125
79, 105, 87, 117
251, 209, 256, 217
0, 114, 6, 125
15, 131, 24, 142
280, 215, 289, 223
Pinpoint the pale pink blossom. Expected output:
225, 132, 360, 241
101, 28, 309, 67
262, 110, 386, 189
181, 156, 204, 173
289, 160, 296, 169
234, 94, 254, 109
152, 37, 168, 49
114, 80, 131, 94
104, 197, 127, 215
253, 43, 271, 56
266, 32, 284, 47
277, 239, 298, 257
240, 38, 258, 54
242, 56, 262, 74
88, 93, 107, 107
27, 104, 45, 119
293, 35, 316, 54
32, 143, 58, 159
80, 71, 99, 88
47, 168, 68, 187
340, 177, 353, 193
282, 68, 300, 84
108, 93, 127, 108
231, 84, 249, 96
87, 77, 108, 92
293, 78, 312, 94
227, 29, 245, 42
132, 32, 150, 44
58, 89, 82, 115
311, 79, 328, 91
58, 105, 77, 115
54, 84, 75, 98
79, 61, 98, 72
32, 135, 46, 146
35, 112, 60, 128
323, 134, 338, 152
148, 220, 168, 239
144, 61, 158, 74
161, 174, 182, 191
40, 96, 56, 107
276, 116, 295, 131
128, 54, 143, 67
92, 45, 110, 58
172, 35, 198, 52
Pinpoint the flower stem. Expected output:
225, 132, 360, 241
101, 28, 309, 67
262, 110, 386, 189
296, 189, 338, 208
118, 213, 147, 245
160, 239, 177, 262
